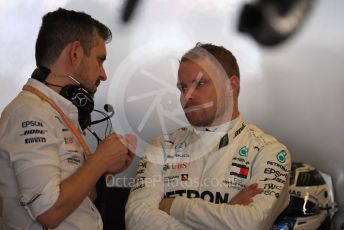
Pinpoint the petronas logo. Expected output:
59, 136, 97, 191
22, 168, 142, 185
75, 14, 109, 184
276, 151, 287, 164
239, 146, 248, 157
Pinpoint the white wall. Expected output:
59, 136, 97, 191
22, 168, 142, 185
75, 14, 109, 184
1, 0, 343, 228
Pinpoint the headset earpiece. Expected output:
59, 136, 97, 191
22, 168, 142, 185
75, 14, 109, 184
31, 66, 51, 82
59, 85, 94, 129
31, 67, 95, 130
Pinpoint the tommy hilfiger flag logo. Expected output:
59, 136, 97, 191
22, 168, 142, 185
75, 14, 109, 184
230, 163, 249, 178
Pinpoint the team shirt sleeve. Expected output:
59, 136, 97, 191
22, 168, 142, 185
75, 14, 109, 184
1, 104, 62, 219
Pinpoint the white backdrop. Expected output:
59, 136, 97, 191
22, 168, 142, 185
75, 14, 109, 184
0, 0, 343, 228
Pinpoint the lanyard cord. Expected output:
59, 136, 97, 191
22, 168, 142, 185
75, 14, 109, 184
22, 85, 92, 157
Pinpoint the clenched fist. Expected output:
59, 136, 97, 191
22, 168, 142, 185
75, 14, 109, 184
93, 132, 137, 174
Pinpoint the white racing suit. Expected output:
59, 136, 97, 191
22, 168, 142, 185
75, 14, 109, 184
125, 115, 291, 230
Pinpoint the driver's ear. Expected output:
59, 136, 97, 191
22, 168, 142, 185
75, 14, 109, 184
226, 75, 240, 97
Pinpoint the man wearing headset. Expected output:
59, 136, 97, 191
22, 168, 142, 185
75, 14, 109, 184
125, 43, 291, 230
0, 8, 136, 229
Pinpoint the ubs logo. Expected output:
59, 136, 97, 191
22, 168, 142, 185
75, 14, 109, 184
163, 162, 188, 171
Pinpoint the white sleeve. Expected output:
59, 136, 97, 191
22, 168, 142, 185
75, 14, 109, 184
125, 139, 191, 230
1, 105, 62, 219
169, 145, 291, 230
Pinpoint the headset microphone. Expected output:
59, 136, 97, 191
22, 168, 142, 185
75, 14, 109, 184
90, 104, 115, 125
87, 104, 115, 144
104, 104, 114, 113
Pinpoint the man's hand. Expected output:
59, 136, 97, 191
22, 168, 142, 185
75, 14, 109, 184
89, 186, 97, 202
229, 183, 263, 205
93, 133, 137, 174
159, 198, 175, 215
122, 134, 137, 171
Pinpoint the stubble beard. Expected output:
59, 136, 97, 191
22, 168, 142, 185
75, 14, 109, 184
185, 110, 216, 127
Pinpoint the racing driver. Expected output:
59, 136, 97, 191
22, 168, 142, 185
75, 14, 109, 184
125, 43, 292, 230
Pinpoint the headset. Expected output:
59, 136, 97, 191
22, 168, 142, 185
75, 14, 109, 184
31, 66, 94, 130
88, 104, 115, 144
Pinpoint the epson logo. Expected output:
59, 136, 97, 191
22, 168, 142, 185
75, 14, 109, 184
22, 121, 43, 128
264, 168, 288, 179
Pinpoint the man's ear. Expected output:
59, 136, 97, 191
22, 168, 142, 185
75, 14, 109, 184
227, 75, 240, 97
69, 41, 84, 67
